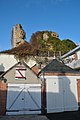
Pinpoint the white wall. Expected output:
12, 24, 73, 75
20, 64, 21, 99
0, 54, 37, 72
76, 50, 80, 59
25, 59, 36, 68
0, 54, 18, 71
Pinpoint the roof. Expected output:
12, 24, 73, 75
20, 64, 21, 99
0, 41, 35, 57
61, 45, 80, 59
39, 59, 79, 74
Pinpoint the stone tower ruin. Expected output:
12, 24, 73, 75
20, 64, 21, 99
11, 24, 26, 48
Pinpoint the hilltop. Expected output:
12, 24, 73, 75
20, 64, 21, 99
30, 31, 77, 57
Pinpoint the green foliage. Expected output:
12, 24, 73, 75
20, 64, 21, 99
61, 39, 77, 55
30, 31, 77, 56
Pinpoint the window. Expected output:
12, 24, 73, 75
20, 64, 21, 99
15, 66, 26, 80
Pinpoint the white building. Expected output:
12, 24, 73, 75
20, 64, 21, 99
60, 46, 80, 70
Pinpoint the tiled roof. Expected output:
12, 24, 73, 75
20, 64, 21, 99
40, 59, 79, 74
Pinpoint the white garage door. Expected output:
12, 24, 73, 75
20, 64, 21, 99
46, 77, 78, 113
46, 78, 64, 113
6, 84, 41, 115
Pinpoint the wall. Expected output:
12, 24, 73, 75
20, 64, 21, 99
0, 54, 17, 71
0, 54, 37, 71
77, 79, 80, 107
77, 50, 80, 59
0, 81, 7, 115
4, 63, 41, 84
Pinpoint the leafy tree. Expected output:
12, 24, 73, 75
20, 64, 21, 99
30, 31, 43, 55
61, 39, 77, 55
30, 31, 77, 56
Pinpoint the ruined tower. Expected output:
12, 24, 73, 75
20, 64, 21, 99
11, 24, 26, 48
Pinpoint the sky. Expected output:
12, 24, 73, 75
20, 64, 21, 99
0, 0, 80, 51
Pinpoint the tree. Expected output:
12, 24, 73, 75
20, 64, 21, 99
61, 39, 77, 55
30, 31, 77, 56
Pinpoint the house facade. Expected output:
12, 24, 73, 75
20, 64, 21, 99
0, 61, 42, 115
60, 46, 80, 70
39, 59, 80, 113
0, 40, 80, 115
0, 41, 37, 74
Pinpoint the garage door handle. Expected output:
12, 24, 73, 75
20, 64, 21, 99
22, 98, 24, 100
63, 90, 65, 92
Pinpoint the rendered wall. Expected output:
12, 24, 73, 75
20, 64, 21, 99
4, 63, 41, 84
0, 54, 17, 71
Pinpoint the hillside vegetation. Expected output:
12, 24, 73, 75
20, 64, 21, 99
30, 31, 77, 57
